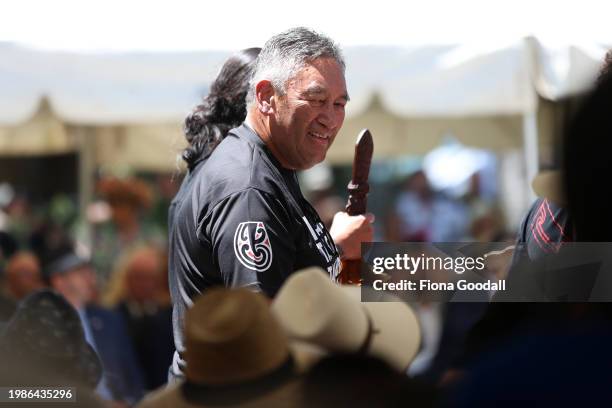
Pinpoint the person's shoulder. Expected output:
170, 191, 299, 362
203, 132, 255, 182
195, 134, 285, 202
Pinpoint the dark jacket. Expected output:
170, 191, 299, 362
86, 305, 145, 404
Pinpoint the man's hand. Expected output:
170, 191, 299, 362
329, 211, 375, 260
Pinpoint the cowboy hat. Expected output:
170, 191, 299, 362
184, 287, 292, 385
138, 288, 305, 407
271, 267, 421, 372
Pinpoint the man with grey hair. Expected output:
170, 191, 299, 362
168, 27, 373, 379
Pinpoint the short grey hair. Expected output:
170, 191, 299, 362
246, 27, 345, 106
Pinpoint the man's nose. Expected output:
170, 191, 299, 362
318, 103, 341, 131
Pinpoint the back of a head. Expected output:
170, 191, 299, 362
563, 73, 612, 241
0, 290, 102, 389
246, 27, 345, 106
182, 47, 261, 168
125, 246, 163, 301
301, 354, 436, 408
5, 252, 43, 299
0, 359, 105, 408
103, 245, 164, 307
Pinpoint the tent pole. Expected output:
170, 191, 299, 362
522, 110, 539, 205
77, 126, 95, 252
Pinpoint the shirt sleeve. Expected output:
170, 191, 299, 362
206, 188, 296, 296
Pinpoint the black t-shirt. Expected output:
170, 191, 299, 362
168, 123, 340, 378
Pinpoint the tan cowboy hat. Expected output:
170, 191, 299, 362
271, 267, 421, 372
184, 288, 291, 385
532, 170, 565, 205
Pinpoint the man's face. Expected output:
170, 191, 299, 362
268, 57, 348, 170
52, 266, 96, 308
6, 254, 43, 299
126, 253, 161, 303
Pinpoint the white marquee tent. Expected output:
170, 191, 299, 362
0, 39, 543, 124
0, 37, 608, 223
0, 37, 604, 145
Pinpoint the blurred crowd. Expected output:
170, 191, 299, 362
0, 177, 175, 406
0, 153, 509, 406
0, 138, 536, 408
2, 45, 612, 408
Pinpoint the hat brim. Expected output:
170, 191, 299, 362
342, 286, 421, 372
273, 268, 421, 372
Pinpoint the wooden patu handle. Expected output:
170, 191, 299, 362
338, 129, 373, 285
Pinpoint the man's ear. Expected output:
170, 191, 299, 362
255, 80, 275, 115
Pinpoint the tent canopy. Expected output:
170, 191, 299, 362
1, 37, 607, 126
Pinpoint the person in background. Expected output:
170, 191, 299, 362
0, 290, 106, 407
104, 245, 174, 390
93, 177, 165, 287
299, 162, 344, 229
45, 248, 145, 406
4, 251, 44, 301
387, 170, 467, 242
179, 47, 262, 171
442, 60, 612, 408
1, 193, 34, 249
0, 231, 19, 321
508, 49, 612, 268
167, 46, 260, 381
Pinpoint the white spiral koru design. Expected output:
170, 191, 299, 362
233, 222, 273, 271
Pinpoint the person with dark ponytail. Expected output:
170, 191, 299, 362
181, 47, 261, 169
167, 48, 260, 380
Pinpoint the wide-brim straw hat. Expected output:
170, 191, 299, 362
184, 288, 291, 385
271, 267, 421, 372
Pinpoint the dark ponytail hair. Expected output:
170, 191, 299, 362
182, 47, 261, 169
